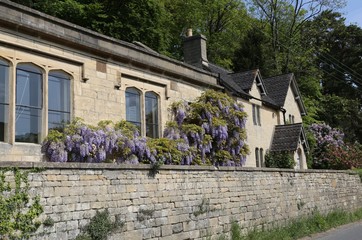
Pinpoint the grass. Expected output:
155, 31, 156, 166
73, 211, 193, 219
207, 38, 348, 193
353, 168, 362, 182
225, 208, 362, 240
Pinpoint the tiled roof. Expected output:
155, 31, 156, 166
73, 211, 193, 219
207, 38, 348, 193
263, 73, 293, 107
270, 123, 303, 152
230, 70, 258, 91
207, 63, 250, 98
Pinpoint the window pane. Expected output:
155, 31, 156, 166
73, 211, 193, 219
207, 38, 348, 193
145, 92, 159, 138
48, 71, 70, 131
260, 149, 264, 167
0, 60, 9, 142
16, 68, 42, 108
126, 88, 141, 127
252, 104, 256, 125
16, 64, 42, 143
0, 104, 8, 142
255, 148, 259, 167
15, 106, 41, 143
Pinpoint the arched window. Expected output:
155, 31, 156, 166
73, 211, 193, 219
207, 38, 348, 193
297, 148, 303, 169
145, 91, 159, 138
255, 148, 260, 167
48, 71, 71, 130
0, 59, 9, 142
125, 87, 141, 129
260, 148, 264, 167
16, 63, 42, 143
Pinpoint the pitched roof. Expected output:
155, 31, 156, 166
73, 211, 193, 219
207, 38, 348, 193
230, 69, 258, 91
206, 63, 251, 98
263, 73, 293, 107
270, 123, 308, 152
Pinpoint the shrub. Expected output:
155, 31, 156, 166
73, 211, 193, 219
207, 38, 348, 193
76, 209, 123, 240
309, 123, 362, 169
265, 151, 295, 168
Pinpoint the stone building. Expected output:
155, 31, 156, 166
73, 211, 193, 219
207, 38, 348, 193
183, 32, 309, 168
0, 0, 308, 168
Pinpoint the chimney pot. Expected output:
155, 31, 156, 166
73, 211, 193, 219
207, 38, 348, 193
186, 28, 193, 37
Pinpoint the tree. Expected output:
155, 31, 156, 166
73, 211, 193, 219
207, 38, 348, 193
162, 0, 250, 68
306, 11, 362, 142
247, 0, 345, 73
12, 0, 170, 53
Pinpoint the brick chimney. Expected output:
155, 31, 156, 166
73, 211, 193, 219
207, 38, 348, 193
183, 29, 208, 68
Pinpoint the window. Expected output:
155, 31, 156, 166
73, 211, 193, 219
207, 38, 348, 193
145, 92, 159, 138
125, 88, 160, 137
0, 59, 9, 142
260, 148, 264, 167
255, 148, 260, 167
252, 104, 261, 126
16, 64, 42, 143
48, 71, 71, 130
126, 87, 141, 129
297, 148, 303, 169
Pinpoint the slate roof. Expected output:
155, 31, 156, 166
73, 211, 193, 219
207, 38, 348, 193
270, 123, 307, 152
230, 70, 258, 91
263, 73, 293, 107
206, 63, 251, 98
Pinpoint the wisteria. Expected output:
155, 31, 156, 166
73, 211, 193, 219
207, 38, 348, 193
42, 90, 249, 166
42, 119, 151, 164
163, 90, 249, 166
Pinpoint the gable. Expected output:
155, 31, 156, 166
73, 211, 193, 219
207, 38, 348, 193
270, 123, 309, 152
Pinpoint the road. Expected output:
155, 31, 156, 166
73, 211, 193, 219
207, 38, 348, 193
301, 221, 362, 240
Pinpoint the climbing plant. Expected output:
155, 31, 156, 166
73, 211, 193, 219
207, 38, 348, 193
0, 168, 43, 239
164, 90, 249, 166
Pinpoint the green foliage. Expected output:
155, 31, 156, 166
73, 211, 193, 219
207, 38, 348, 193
164, 90, 249, 166
230, 221, 242, 240
265, 151, 296, 169
229, 208, 362, 240
354, 169, 362, 182
0, 168, 43, 239
43, 216, 55, 227
76, 209, 123, 240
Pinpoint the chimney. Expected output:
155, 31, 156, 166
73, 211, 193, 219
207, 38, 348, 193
183, 29, 208, 68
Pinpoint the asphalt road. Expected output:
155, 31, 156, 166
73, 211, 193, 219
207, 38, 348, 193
301, 221, 362, 240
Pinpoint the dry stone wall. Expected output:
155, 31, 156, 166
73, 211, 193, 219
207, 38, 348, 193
1, 162, 361, 240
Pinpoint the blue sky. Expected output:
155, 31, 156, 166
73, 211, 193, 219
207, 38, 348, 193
342, 0, 362, 26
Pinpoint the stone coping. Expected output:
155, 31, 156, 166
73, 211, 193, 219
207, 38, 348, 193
0, 161, 357, 175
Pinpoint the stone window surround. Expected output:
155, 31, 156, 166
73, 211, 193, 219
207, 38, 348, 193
0, 56, 74, 145
125, 86, 161, 138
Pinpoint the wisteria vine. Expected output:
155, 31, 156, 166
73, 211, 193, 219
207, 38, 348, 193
164, 90, 249, 166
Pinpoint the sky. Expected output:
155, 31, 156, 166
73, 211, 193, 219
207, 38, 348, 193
342, 0, 362, 26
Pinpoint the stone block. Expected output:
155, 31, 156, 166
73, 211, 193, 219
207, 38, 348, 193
161, 225, 172, 237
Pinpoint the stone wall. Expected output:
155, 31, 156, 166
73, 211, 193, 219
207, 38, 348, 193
1, 162, 361, 240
